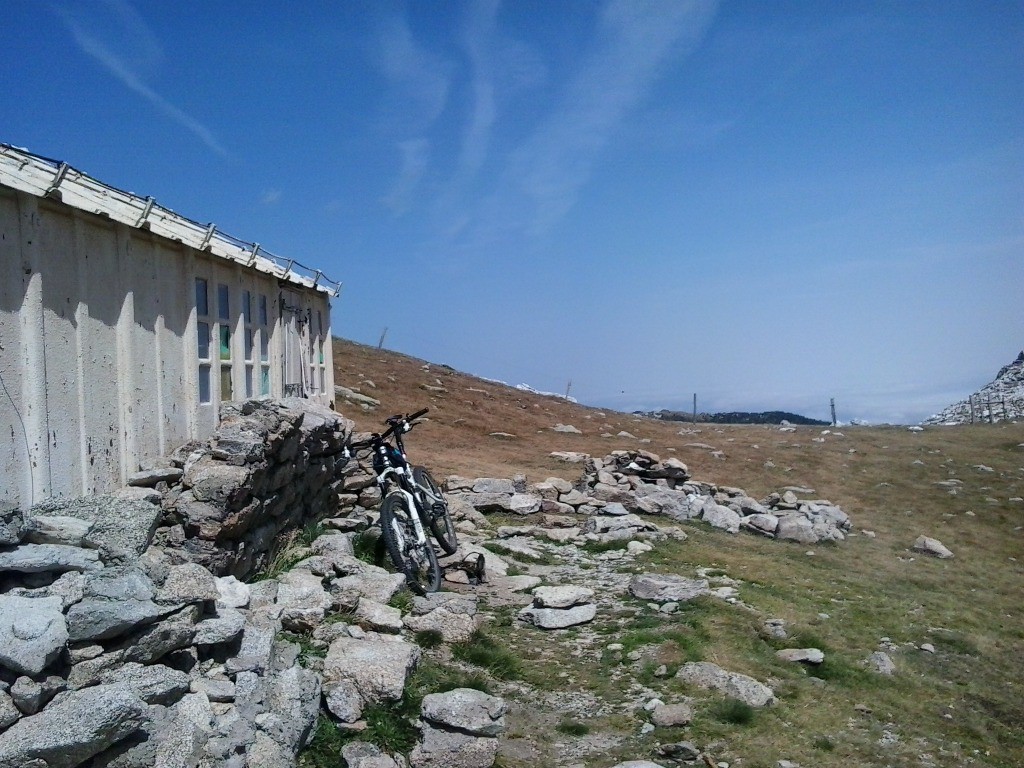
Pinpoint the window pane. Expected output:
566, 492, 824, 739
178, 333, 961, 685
259, 295, 268, 326
245, 366, 253, 398
218, 284, 229, 320
242, 290, 251, 324
245, 329, 254, 362
197, 322, 210, 359
219, 325, 231, 360
260, 332, 268, 363
260, 366, 270, 396
198, 365, 211, 403
220, 366, 233, 401
195, 278, 208, 316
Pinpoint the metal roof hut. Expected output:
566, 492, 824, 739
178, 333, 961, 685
0, 144, 340, 506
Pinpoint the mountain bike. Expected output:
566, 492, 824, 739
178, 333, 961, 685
341, 407, 458, 594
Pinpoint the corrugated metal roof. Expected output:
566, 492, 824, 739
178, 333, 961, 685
0, 144, 341, 297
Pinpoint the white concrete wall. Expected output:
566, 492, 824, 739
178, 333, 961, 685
0, 188, 334, 507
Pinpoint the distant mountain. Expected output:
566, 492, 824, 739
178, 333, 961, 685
641, 409, 830, 426
923, 350, 1024, 425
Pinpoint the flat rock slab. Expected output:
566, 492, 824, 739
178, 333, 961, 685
912, 535, 954, 558
531, 585, 594, 609
0, 594, 68, 675
421, 688, 507, 736
0, 543, 102, 573
0, 683, 148, 768
323, 636, 420, 705
676, 661, 775, 707
629, 574, 709, 602
651, 701, 693, 727
776, 648, 824, 664
28, 494, 160, 563
409, 723, 498, 768
519, 603, 597, 629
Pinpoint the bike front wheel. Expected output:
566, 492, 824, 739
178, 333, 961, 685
413, 466, 459, 556
379, 491, 441, 595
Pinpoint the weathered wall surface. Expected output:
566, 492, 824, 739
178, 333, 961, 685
0, 189, 334, 507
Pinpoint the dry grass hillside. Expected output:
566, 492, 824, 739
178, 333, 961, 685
330, 336, 1024, 768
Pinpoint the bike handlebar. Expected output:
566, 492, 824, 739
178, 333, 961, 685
343, 407, 431, 454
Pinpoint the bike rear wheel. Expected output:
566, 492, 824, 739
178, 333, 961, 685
379, 491, 441, 595
413, 466, 459, 556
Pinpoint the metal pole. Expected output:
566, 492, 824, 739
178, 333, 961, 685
564, 379, 572, 400
692, 393, 697, 423
377, 328, 388, 350
830, 398, 837, 426
969, 395, 975, 424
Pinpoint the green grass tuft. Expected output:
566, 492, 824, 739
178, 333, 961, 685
414, 629, 445, 649
555, 719, 591, 736
710, 698, 756, 725
452, 629, 523, 680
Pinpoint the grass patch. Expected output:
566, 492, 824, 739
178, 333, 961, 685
452, 629, 523, 680
484, 542, 559, 565
258, 529, 306, 580
388, 590, 414, 613
362, 701, 419, 754
555, 719, 590, 736
414, 629, 445, 649
353, 530, 387, 566
299, 715, 348, 768
814, 736, 836, 751
579, 538, 629, 554
710, 698, 755, 725
278, 631, 326, 666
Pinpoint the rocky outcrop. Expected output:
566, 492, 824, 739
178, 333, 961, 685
449, 449, 852, 546
924, 350, 1024, 424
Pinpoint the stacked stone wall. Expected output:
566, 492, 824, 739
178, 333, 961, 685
142, 398, 355, 579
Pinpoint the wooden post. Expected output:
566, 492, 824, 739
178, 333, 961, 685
1002, 397, 1007, 422
987, 395, 993, 424
564, 379, 572, 400
377, 327, 388, 350
830, 398, 837, 426
692, 393, 697, 423
969, 395, 975, 424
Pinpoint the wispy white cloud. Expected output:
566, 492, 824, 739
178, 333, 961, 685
376, 12, 451, 131
58, 1, 227, 156
468, 0, 718, 242
260, 189, 282, 206
382, 138, 431, 214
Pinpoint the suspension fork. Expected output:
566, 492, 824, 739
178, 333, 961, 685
379, 467, 428, 546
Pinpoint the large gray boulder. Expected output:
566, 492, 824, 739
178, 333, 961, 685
276, 569, 332, 632
700, 502, 742, 534
0, 595, 68, 675
65, 567, 167, 642
676, 661, 775, 707
23, 515, 94, 547
631, 486, 700, 520
629, 573, 709, 602
323, 635, 420, 705
409, 724, 498, 768
153, 691, 213, 768
420, 688, 507, 736
342, 741, 404, 768
0, 543, 102, 573
28, 494, 161, 563
0, 504, 24, 546
518, 603, 597, 629
0, 683, 149, 768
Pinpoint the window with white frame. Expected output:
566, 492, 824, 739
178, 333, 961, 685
196, 278, 212, 404
242, 289, 254, 398
317, 310, 326, 395
258, 293, 270, 396
217, 283, 232, 401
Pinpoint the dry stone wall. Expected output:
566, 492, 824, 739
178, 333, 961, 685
142, 398, 355, 579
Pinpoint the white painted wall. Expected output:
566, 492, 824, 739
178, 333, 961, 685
0, 188, 334, 507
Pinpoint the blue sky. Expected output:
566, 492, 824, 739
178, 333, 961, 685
4, 0, 1022, 423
